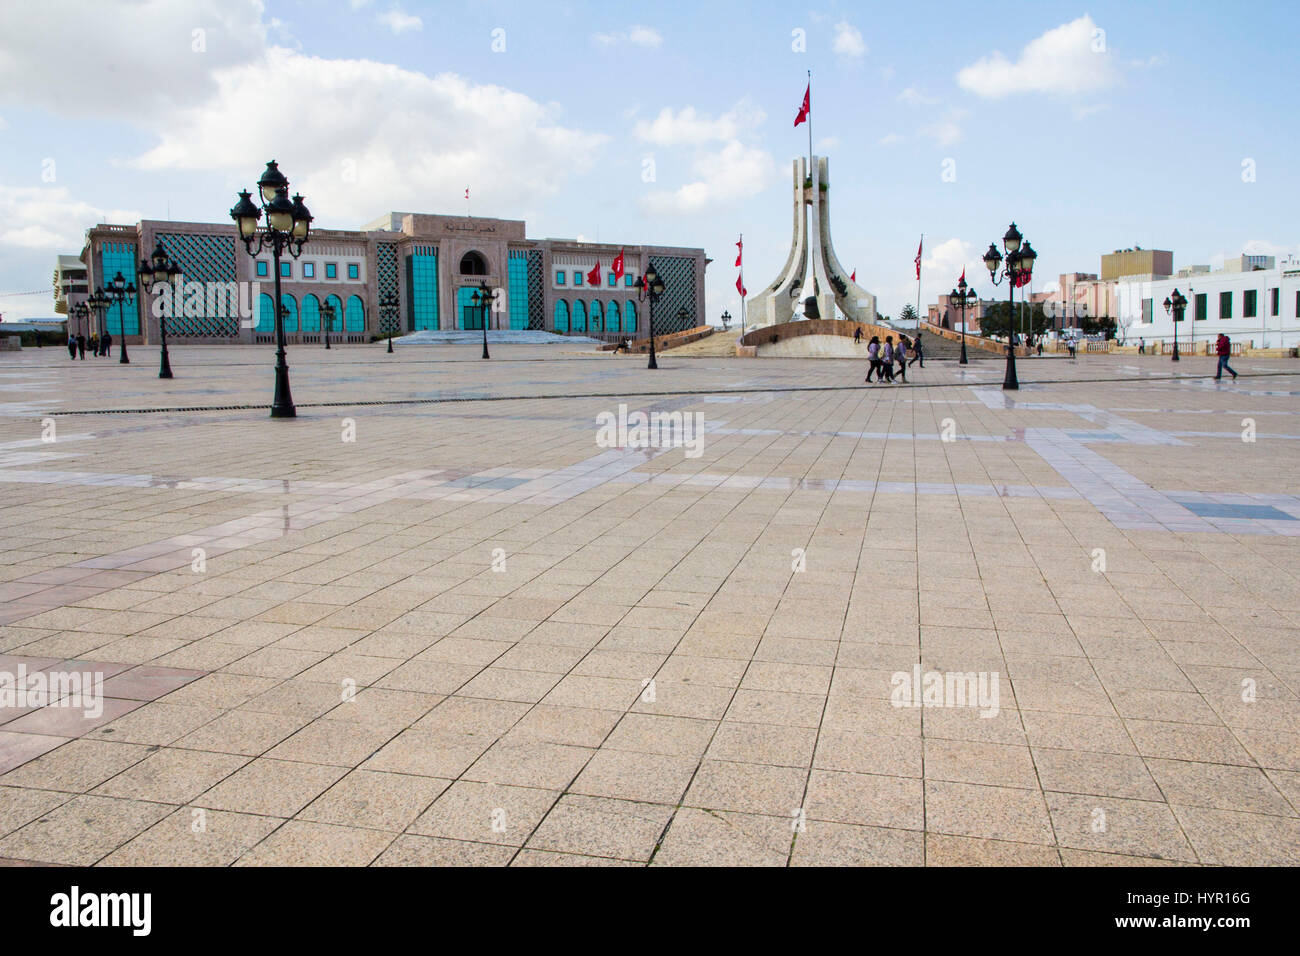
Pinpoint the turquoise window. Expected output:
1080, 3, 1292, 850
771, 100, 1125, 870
406, 246, 439, 331
303, 263, 315, 278
554, 299, 569, 333
608, 273, 616, 287
280, 261, 291, 278
325, 263, 337, 279
574, 272, 583, 287
457, 286, 485, 330
280, 293, 298, 332
348, 263, 360, 280
507, 251, 528, 330
556, 271, 565, 285
625, 275, 635, 287
590, 299, 603, 333
572, 300, 587, 333
345, 295, 364, 331
302, 294, 321, 332
607, 300, 621, 333
324, 294, 343, 332
625, 299, 637, 333
257, 293, 275, 332
256, 261, 268, 277
99, 241, 139, 335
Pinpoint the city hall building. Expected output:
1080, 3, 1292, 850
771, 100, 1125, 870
64, 212, 707, 345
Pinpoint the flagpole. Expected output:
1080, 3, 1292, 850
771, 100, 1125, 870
806, 70, 813, 173
739, 232, 746, 337
916, 233, 923, 327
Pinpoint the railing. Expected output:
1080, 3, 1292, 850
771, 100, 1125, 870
600, 324, 714, 353
918, 321, 1022, 355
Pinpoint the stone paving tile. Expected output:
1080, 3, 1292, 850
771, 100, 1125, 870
4, 350, 1300, 865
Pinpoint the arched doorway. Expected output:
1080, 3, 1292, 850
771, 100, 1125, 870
459, 251, 488, 276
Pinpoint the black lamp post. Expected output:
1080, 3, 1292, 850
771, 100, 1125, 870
138, 240, 182, 379
471, 280, 492, 359
676, 306, 689, 332
71, 302, 89, 340
983, 222, 1036, 390
104, 271, 136, 364
379, 294, 399, 353
87, 288, 109, 351
321, 302, 334, 349
637, 262, 666, 369
1164, 288, 1187, 362
720, 309, 731, 332
230, 159, 312, 418
951, 275, 978, 365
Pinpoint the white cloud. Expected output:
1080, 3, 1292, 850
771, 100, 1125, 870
921, 111, 966, 147
130, 48, 605, 225
878, 133, 903, 146
594, 25, 663, 49
0, 186, 140, 251
633, 102, 764, 146
898, 87, 938, 106
376, 7, 422, 34
832, 21, 867, 58
641, 141, 776, 215
957, 15, 1120, 99
816, 136, 840, 151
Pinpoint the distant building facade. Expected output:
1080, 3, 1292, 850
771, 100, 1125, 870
64, 213, 707, 345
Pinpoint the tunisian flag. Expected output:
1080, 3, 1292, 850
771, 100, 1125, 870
914, 237, 923, 279
586, 260, 602, 287
794, 83, 810, 127
612, 249, 624, 282
735, 236, 747, 296
850, 268, 856, 283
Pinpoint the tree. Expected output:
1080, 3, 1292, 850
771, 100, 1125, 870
979, 301, 1052, 341
899, 303, 919, 325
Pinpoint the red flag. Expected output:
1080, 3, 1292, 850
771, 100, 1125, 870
464, 187, 469, 200
850, 268, 856, 283
586, 260, 601, 287
734, 238, 743, 268
914, 237, 923, 279
959, 267, 965, 284
794, 83, 810, 127
612, 249, 624, 282
1014, 270, 1031, 289
736, 274, 747, 297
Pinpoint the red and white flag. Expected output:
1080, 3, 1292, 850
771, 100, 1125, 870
959, 267, 965, 284
464, 187, 469, 200
612, 249, 624, 282
736, 275, 747, 297
914, 237, 923, 280
734, 238, 743, 268
735, 236, 746, 296
794, 83, 810, 127
850, 268, 856, 283
586, 260, 602, 287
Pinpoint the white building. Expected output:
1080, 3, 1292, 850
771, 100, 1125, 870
1118, 255, 1300, 351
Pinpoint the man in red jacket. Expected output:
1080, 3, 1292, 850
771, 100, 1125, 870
1214, 333, 1238, 381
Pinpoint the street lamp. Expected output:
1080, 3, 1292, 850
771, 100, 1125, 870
637, 262, 666, 369
983, 222, 1036, 390
230, 159, 312, 418
471, 279, 492, 359
951, 275, 978, 365
321, 302, 334, 349
104, 271, 137, 365
720, 309, 731, 332
379, 293, 399, 353
1163, 288, 1187, 362
87, 288, 110, 352
71, 302, 89, 341
138, 239, 183, 379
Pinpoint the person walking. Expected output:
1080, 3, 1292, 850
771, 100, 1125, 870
853, 326, 863, 344
102, 331, 112, 357
895, 336, 909, 383
881, 336, 896, 383
67, 335, 77, 360
1138, 337, 1145, 355
865, 336, 883, 383
76, 334, 86, 360
909, 331, 924, 368
1214, 333, 1238, 381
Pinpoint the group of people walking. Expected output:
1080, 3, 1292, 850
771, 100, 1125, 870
66, 332, 112, 360
858, 331, 921, 384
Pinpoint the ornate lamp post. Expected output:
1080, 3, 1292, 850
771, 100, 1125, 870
321, 302, 334, 349
71, 302, 89, 340
87, 288, 109, 351
470, 280, 492, 359
636, 262, 666, 369
1163, 288, 1187, 362
104, 271, 137, 365
138, 240, 183, 379
230, 160, 312, 418
951, 275, 978, 365
720, 309, 731, 332
983, 222, 1036, 390
379, 294, 399, 353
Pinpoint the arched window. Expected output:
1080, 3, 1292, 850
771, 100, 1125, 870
459, 251, 487, 275
589, 300, 603, 333
257, 293, 275, 333
345, 295, 365, 332
553, 299, 569, 333
572, 300, 587, 333
607, 300, 621, 333
625, 299, 637, 334
301, 294, 321, 333
280, 293, 298, 333
324, 295, 343, 333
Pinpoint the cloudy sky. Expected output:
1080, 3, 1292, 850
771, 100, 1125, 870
1, 0, 1296, 324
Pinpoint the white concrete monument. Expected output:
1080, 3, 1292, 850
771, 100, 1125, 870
747, 155, 879, 327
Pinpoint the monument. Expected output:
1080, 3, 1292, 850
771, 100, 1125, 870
747, 155, 879, 327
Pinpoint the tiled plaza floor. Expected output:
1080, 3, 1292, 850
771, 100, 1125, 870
1, 344, 1298, 866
